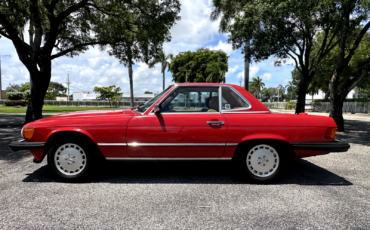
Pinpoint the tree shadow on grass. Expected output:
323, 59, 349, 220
22, 158, 352, 186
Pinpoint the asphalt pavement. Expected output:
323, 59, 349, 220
0, 113, 370, 229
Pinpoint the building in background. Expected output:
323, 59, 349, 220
120, 93, 155, 102
56, 97, 68, 101
1, 90, 7, 100
73, 91, 101, 101
305, 89, 356, 103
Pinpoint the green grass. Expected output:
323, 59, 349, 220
0, 105, 120, 114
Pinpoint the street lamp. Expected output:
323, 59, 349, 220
0, 55, 11, 100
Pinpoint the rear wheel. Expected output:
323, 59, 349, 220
47, 140, 93, 181
238, 143, 282, 183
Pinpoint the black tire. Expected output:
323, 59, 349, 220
237, 142, 283, 184
47, 139, 95, 182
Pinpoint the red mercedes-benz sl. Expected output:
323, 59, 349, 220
9, 83, 350, 183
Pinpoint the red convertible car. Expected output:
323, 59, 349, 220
9, 83, 350, 183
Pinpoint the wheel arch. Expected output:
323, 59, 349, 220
233, 138, 295, 161
42, 130, 104, 162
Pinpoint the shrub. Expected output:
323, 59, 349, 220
5, 100, 28, 107
6, 91, 24, 100
285, 102, 296, 110
6, 90, 30, 100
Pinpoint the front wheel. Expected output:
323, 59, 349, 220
239, 144, 282, 183
47, 141, 92, 181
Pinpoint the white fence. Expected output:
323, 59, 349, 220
312, 102, 370, 114
261, 102, 287, 109
1, 100, 369, 113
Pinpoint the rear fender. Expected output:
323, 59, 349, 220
239, 133, 289, 144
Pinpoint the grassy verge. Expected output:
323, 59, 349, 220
0, 105, 120, 114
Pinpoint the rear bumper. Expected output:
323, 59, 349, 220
9, 139, 46, 151
290, 139, 350, 152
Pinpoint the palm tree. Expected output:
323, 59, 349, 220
277, 84, 285, 102
205, 61, 227, 83
285, 81, 295, 101
251, 76, 265, 99
149, 49, 173, 90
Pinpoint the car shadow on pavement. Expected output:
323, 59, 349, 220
22, 158, 352, 186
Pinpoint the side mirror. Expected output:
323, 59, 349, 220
154, 103, 161, 114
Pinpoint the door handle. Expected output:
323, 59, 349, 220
207, 121, 225, 125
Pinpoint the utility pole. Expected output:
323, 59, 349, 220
0, 55, 11, 100
66, 74, 70, 101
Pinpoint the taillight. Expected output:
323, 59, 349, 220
325, 127, 337, 139
22, 127, 35, 141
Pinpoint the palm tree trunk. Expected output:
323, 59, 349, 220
244, 46, 249, 91
128, 60, 134, 107
162, 71, 165, 91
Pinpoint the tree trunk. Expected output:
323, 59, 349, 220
295, 78, 309, 114
128, 60, 134, 108
329, 95, 345, 131
25, 60, 52, 124
162, 71, 165, 91
244, 47, 249, 91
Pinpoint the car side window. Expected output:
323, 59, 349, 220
221, 87, 251, 110
161, 87, 220, 113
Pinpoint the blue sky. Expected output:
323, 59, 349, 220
0, 0, 294, 94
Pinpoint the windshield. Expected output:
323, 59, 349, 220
135, 86, 173, 113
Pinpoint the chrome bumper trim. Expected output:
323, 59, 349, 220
106, 157, 232, 161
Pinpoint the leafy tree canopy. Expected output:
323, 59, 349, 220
311, 30, 370, 95
94, 85, 123, 106
144, 91, 153, 94
0, 0, 181, 122
170, 48, 229, 83
49, 81, 67, 98
213, 0, 342, 113
5, 83, 21, 92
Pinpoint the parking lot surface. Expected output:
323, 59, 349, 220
0, 113, 370, 229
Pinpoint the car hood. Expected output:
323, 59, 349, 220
39, 109, 136, 121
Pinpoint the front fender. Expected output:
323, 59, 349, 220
45, 127, 97, 144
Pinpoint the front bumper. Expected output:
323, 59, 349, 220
290, 139, 350, 152
9, 139, 46, 151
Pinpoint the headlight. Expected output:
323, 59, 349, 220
22, 127, 35, 141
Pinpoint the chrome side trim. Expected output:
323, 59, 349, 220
98, 143, 127, 146
150, 112, 221, 115
222, 111, 271, 114
106, 157, 232, 161
128, 143, 226, 147
226, 143, 238, 146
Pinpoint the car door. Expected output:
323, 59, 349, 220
126, 86, 227, 157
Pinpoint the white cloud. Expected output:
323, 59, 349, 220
261, 73, 272, 80
208, 40, 234, 55
226, 65, 238, 78
0, 0, 295, 94
250, 66, 259, 79
236, 66, 259, 80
